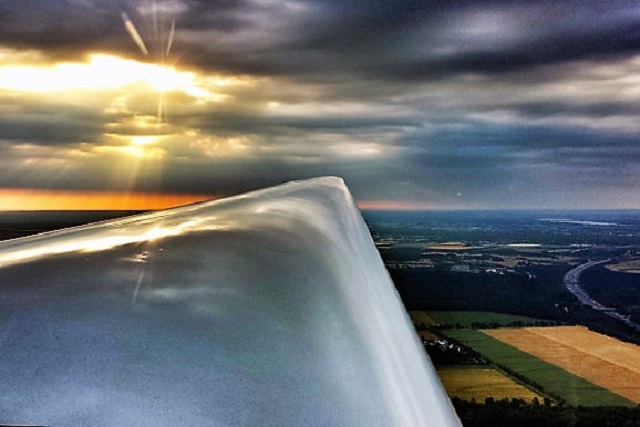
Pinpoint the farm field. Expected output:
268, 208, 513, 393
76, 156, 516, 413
409, 311, 438, 327
444, 329, 633, 407
436, 366, 543, 402
485, 326, 640, 404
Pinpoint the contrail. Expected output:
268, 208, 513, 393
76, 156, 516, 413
166, 19, 176, 56
122, 12, 149, 55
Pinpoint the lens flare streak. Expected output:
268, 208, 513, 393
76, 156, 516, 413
122, 12, 149, 55
166, 19, 176, 56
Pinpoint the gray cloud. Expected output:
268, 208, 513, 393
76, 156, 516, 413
2, 0, 640, 207
3, 0, 640, 79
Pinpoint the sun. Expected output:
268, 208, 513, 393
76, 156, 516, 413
0, 50, 239, 160
0, 46, 257, 209
0, 53, 218, 102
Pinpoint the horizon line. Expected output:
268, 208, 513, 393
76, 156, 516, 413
0, 188, 638, 212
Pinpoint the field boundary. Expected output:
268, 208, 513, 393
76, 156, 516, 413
443, 329, 634, 407
485, 326, 640, 404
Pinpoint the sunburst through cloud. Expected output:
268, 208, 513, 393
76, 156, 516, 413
2, 0, 640, 209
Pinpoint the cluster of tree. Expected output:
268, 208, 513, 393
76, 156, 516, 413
581, 264, 640, 324
566, 305, 640, 346
451, 397, 640, 427
435, 320, 561, 330
392, 265, 640, 345
389, 266, 572, 321
422, 341, 485, 366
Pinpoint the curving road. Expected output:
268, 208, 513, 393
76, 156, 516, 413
564, 259, 640, 331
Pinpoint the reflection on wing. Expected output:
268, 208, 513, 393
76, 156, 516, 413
0, 177, 459, 426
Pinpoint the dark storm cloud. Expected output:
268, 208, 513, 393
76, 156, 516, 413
401, 121, 640, 172
0, 119, 100, 144
511, 102, 640, 119
0, 93, 107, 145
3, 0, 640, 79
174, 111, 418, 136
404, 123, 640, 153
392, 122, 640, 206
165, 0, 640, 80
0, 0, 132, 59
0, 112, 103, 145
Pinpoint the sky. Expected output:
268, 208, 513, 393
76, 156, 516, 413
2, 0, 640, 209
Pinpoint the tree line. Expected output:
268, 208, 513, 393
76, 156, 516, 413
452, 397, 640, 427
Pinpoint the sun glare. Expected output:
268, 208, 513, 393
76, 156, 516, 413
0, 48, 257, 210
131, 135, 162, 146
0, 53, 221, 103
97, 137, 166, 159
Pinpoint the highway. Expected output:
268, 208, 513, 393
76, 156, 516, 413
564, 259, 640, 332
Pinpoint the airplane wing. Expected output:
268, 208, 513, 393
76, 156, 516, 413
0, 177, 460, 426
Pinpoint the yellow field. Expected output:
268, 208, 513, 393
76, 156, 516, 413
436, 366, 543, 402
484, 326, 640, 403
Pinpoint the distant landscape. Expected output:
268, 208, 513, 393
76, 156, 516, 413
363, 209, 640, 426
3, 209, 640, 426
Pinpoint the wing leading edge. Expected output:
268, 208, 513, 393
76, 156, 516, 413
0, 177, 460, 426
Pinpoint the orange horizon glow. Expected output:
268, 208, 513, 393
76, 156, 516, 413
0, 189, 216, 211
0, 189, 448, 212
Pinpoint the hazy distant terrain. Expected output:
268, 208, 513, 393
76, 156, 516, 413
364, 209, 640, 342
363, 210, 640, 425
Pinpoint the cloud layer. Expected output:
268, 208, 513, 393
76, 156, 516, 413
2, 0, 640, 208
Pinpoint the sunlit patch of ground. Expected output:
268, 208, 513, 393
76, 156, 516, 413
437, 366, 544, 403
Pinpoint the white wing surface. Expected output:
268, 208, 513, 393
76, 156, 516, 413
0, 177, 459, 426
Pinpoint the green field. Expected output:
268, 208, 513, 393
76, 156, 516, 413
443, 329, 634, 407
427, 311, 542, 328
